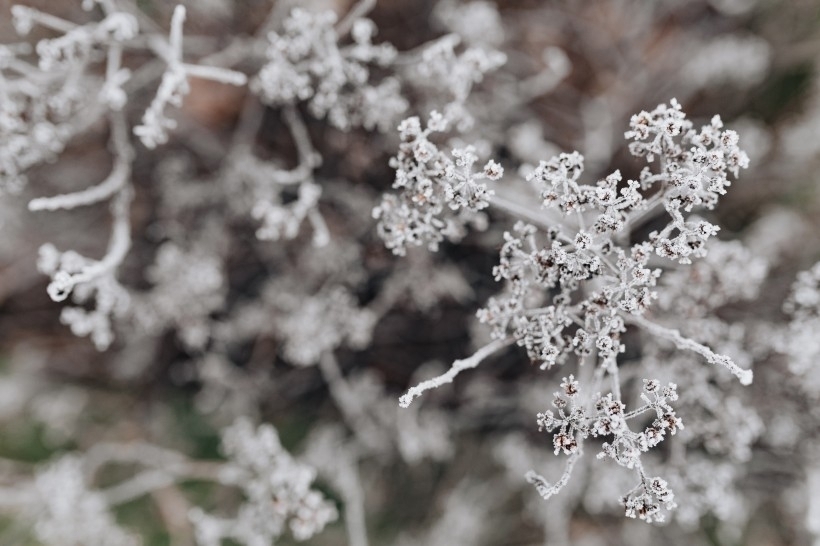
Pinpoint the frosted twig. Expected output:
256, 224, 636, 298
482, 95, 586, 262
332, 452, 369, 546
627, 313, 753, 385
103, 470, 175, 505
134, 5, 246, 148
89, 182, 132, 274
84, 441, 187, 474
399, 337, 514, 408
308, 208, 330, 247
86, 441, 223, 505
525, 448, 582, 501
490, 192, 573, 236
44, 183, 133, 301
29, 112, 133, 211
28, 161, 129, 212
168, 4, 185, 57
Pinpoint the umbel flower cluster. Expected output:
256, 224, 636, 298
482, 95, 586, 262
2, 0, 820, 544
386, 99, 753, 521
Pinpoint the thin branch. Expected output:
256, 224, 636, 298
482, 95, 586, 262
84, 441, 188, 475
525, 448, 582, 501
168, 5, 186, 63
490, 192, 575, 242
626, 313, 753, 385
182, 63, 247, 86
337, 457, 369, 546
103, 469, 175, 505
28, 162, 128, 211
102, 461, 224, 505
12, 6, 77, 34
29, 112, 133, 211
399, 337, 514, 408
308, 208, 330, 247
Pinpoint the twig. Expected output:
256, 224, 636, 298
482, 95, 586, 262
525, 447, 582, 501
626, 313, 753, 385
29, 112, 133, 212
399, 337, 514, 408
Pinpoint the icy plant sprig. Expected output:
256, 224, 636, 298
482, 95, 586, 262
5, 1, 248, 349
373, 110, 503, 256
32, 111, 134, 350
387, 100, 753, 520
229, 106, 330, 246
0, 3, 136, 193
525, 378, 682, 523
133, 5, 247, 148
251, 7, 407, 131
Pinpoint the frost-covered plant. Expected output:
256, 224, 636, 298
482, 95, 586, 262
386, 99, 755, 521
133, 5, 247, 149
373, 111, 501, 255
190, 418, 338, 545
252, 7, 406, 131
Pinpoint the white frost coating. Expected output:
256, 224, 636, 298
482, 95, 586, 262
628, 314, 753, 386
134, 5, 247, 149
399, 337, 513, 408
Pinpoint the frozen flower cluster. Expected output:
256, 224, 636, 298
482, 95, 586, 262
275, 287, 376, 367
132, 242, 226, 351
373, 111, 501, 255
389, 100, 755, 520
252, 8, 406, 131
529, 378, 683, 522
